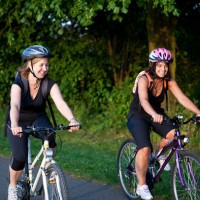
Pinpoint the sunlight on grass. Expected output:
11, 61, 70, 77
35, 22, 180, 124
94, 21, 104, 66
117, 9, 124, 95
0, 105, 200, 200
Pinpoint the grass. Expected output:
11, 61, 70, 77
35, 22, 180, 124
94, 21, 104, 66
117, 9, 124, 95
0, 105, 200, 200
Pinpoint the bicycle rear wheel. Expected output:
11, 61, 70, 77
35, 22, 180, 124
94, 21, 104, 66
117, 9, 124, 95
43, 163, 70, 200
171, 151, 200, 200
117, 139, 139, 200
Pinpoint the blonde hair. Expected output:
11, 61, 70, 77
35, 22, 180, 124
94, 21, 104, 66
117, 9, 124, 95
18, 58, 42, 79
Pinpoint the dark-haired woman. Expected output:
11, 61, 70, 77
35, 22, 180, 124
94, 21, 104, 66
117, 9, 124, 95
127, 48, 200, 200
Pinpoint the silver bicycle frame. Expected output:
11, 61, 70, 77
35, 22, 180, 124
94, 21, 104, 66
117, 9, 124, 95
27, 137, 55, 199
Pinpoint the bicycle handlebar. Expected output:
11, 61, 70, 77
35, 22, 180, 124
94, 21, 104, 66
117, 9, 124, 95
23, 124, 82, 133
169, 115, 200, 127
19, 124, 82, 141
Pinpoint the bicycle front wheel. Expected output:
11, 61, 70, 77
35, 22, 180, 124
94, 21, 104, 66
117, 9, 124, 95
171, 151, 200, 200
43, 163, 70, 200
117, 139, 139, 200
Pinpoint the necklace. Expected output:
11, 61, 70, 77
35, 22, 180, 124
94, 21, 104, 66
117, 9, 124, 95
33, 80, 41, 90
34, 85, 39, 90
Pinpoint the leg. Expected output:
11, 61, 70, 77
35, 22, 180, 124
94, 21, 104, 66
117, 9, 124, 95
152, 115, 176, 153
127, 116, 151, 185
158, 129, 175, 152
9, 156, 27, 188
33, 116, 56, 168
156, 129, 176, 171
8, 159, 26, 200
32, 115, 56, 148
127, 116, 153, 199
7, 122, 28, 199
135, 148, 153, 200
135, 147, 151, 185
9, 166, 23, 187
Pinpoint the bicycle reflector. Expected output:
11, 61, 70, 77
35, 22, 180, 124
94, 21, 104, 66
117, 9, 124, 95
183, 137, 190, 144
46, 148, 54, 158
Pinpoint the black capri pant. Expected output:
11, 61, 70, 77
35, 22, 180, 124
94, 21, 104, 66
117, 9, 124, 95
127, 114, 175, 150
7, 115, 56, 170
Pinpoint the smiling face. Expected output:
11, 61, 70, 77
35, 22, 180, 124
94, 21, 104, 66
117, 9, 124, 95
155, 61, 168, 78
28, 57, 49, 79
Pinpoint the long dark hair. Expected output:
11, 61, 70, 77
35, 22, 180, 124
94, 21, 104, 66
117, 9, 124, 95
145, 62, 171, 81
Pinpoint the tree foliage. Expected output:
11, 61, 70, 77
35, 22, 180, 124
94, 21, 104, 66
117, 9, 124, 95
0, 0, 199, 128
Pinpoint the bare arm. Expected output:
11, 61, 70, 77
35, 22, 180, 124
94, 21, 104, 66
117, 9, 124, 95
10, 84, 22, 136
169, 78, 200, 115
50, 83, 80, 130
138, 76, 163, 122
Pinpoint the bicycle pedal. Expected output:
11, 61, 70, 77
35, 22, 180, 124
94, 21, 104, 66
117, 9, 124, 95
49, 180, 56, 184
48, 171, 57, 184
49, 175, 56, 184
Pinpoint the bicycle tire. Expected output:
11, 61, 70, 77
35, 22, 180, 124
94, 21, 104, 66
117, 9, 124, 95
117, 139, 139, 200
171, 151, 200, 200
43, 163, 70, 200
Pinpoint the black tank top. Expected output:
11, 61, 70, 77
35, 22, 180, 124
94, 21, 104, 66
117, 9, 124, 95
129, 82, 165, 117
12, 74, 56, 122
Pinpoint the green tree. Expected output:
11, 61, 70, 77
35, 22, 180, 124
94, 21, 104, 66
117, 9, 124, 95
0, 0, 199, 113
66, 0, 200, 110
67, 0, 179, 77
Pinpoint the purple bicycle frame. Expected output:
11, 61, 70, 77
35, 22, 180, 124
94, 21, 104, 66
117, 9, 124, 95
149, 129, 197, 189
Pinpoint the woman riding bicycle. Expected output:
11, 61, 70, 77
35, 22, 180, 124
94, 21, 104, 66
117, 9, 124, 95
6, 45, 80, 200
127, 48, 200, 200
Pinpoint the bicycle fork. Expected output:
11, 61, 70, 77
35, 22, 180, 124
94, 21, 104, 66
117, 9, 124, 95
41, 141, 55, 200
27, 139, 54, 199
176, 151, 198, 190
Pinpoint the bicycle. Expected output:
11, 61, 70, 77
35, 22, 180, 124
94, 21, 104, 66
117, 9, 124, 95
16, 124, 81, 200
117, 114, 200, 200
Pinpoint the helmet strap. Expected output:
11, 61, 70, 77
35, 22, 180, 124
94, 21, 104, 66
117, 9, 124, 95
30, 60, 42, 80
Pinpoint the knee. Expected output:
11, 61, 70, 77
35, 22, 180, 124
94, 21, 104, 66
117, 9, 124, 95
10, 156, 26, 171
166, 129, 175, 139
136, 147, 151, 166
138, 147, 151, 156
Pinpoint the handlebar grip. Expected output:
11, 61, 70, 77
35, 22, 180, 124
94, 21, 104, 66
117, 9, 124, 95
151, 116, 169, 124
78, 124, 83, 129
61, 124, 82, 130
196, 116, 200, 123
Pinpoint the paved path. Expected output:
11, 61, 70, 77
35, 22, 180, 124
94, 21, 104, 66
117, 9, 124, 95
0, 157, 128, 200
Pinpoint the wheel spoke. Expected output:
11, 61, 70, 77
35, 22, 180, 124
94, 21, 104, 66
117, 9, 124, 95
172, 151, 200, 200
44, 163, 70, 200
117, 139, 139, 199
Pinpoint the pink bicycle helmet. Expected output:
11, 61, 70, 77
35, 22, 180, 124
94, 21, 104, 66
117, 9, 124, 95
149, 48, 173, 63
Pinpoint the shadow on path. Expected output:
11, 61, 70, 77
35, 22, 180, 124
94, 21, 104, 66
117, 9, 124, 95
0, 156, 127, 200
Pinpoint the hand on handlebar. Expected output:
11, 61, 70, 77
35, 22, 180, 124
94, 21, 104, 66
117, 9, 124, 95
11, 126, 23, 137
196, 114, 200, 123
152, 114, 163, 124
68, 119, 80, 132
